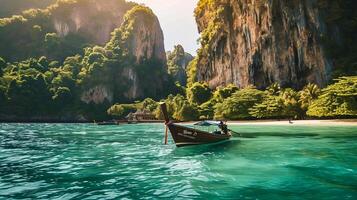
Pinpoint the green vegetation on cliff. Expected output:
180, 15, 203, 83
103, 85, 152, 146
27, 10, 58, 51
186, 57, 198, 87
167, 45, 193, 86
194, 0, 225, 61
0, 4, 176, 121
0, 0, 135, 62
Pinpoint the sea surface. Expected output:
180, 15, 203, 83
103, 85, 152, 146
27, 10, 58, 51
0, 123, 356, 200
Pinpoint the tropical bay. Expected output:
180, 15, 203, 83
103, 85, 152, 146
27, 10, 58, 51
1, 123, 357, 199
1, 0, 357, 199
0, 0, 356, 122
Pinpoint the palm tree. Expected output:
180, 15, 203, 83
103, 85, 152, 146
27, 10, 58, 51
299, 83, 321, 110
282, 88, 300, 119
267, 83, 281, 96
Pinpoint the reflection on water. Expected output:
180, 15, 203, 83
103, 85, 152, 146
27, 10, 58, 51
0, 123, 357, 199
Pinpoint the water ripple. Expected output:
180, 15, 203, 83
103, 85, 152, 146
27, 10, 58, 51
0, 123, 357, 199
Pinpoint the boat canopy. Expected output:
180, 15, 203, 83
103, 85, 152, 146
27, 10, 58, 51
193, 121, 222, 127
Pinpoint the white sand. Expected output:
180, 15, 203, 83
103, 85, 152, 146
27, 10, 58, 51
226, 119, 357, 126
180, 119, 357, 126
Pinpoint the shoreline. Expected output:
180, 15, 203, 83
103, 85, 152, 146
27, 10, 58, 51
0, 119, 356, 126
180, 119, 357, 126
228, 119, 357, 126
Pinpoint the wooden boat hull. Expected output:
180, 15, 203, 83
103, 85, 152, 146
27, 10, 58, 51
160, 102, 232, 147
167, 123, 231, 147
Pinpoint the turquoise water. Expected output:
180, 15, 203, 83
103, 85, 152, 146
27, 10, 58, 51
0, 123, 357, 199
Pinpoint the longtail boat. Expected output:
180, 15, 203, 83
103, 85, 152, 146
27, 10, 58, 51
160, 103, 233, 147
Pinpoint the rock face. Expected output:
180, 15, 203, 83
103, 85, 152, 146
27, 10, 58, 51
0, 3, 171, 121
195, 0, 334, 89
0, 0, 134, 61
167, 45, 194, 86
122, 68, 140, 99
51, 0, 133, 45
119, 6, 168, 100
81, 85, 113, 104
125, 9, 166, 64
80, 5, 168, 103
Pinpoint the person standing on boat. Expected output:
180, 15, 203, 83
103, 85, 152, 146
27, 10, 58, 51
219, 121, 228, 135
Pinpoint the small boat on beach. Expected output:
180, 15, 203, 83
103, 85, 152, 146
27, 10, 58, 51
160, 103, 233, 147
96, 120, 119, 126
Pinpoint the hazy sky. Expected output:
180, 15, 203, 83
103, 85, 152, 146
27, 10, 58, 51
129, 0, 200, 55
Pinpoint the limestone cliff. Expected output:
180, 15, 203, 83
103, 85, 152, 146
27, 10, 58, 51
50, 0, 134, 44
0, 3, 171, 121
194, 0, 344, 89
167, 45, 194, 86
118, 5, 168, 100
0, 0, 135, 61
80, 5, 169, 104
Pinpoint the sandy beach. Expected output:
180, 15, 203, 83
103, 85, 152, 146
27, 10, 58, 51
179, 119, 357, 126
225, 119, 357, 126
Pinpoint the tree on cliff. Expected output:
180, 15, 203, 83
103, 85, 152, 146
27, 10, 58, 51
167, 44, 193, 86
186, 57, 198, 87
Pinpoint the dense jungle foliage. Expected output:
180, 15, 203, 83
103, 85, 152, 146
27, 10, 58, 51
0, 4, 176, 121
108, 77, 357, 121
